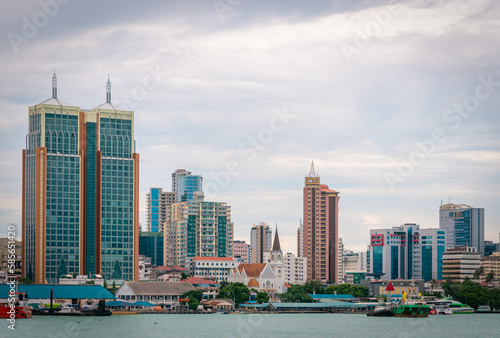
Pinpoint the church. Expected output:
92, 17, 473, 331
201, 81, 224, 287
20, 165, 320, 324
227, 227, 286, 297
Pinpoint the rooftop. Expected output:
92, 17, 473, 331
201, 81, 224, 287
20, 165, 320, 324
122, 281, 195, 296
192, 257, 236, 261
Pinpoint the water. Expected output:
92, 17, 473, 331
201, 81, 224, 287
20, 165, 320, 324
3, 313, 500, 338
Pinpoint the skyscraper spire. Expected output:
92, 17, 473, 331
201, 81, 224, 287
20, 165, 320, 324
272, 223, 281, 252
106, 74, 111, 103
308, 160, 317, 177
52, 69, 57, 98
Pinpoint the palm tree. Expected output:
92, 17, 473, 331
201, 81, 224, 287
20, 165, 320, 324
473, 266, 485, 282
430, 279, 438, 292
485, 271, 495, 284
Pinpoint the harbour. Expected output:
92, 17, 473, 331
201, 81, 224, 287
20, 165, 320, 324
4, 313, 500, 338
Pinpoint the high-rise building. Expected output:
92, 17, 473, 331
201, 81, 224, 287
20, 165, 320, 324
171, 169, 203, 202
139, 231, 164, 267
342, 251, 367, 272
369, 224, 446, 281
164, 191, 233, 267
233, 240, 249, 264
250, 222, 272, 264
442, 247, 481, 283
301, 161, 340, 282
22, 74, 139, 283
145, 188, 176, 232
439, 203, 485, 254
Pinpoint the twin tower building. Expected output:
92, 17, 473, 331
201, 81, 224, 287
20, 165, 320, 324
22, 74, 139, 283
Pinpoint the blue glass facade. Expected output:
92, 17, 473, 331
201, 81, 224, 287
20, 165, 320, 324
100, 117, 134, 281
373, 246, 383, 275
149, 188, 160, 232
139, 232, 163, 266
24, 87, 138, 284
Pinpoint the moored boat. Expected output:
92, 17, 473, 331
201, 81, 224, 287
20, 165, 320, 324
392, 292, 431, 318
0, 292, 32, 319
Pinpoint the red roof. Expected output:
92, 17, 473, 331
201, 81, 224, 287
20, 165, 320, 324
236, 263, 267, 277
179, 277, 220, 285
192, 257, 235, 261
385, 282, 395, 292
284, 282, 291, 288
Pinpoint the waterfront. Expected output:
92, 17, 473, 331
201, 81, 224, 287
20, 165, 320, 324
3, 313, 500, 338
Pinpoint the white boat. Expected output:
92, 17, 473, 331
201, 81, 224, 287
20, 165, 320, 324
426, 300, 453, 315
476, 305, 491, 313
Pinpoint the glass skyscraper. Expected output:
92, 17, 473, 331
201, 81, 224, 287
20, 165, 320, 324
439, 203, 485, 254
171, 169, 203, 202
369, 224, 446, 281
22, 74, 139, 283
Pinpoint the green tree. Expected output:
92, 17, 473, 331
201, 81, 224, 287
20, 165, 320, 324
103, 279, 108, 290
256, 292, 269, 304
111, 281, 117, 295
85, 280, 95, 284
183, 290, 204, 302
473, 266, 485, 282
485, 271, 495, 284
430, 279, 438, 292
217, 282, 250, 307
303, 280, 325, 294
188, 298, 199, 311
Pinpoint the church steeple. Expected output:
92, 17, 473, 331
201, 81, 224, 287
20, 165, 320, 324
272, 224, 281, 252
52, 69, 57, 98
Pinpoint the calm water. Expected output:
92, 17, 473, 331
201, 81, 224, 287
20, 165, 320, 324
3, 313, 500, 338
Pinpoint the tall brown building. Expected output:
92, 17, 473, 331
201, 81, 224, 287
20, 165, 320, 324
301, 161, 339, 282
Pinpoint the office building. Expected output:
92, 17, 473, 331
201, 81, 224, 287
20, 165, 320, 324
22, 74, 139, 283
483, 240, 499, 257
164, 192, 233, 267
139, 231, 164, 267
145, 188, 176, 232
301, 161, 340, 282
442, 247, 481, 283
439, 203, 485, 254
369, 224, 446, 281
171, 169, 203, 202
250, 222, 272, 264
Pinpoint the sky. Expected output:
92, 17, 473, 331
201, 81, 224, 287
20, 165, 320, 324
1, 0, 499, 254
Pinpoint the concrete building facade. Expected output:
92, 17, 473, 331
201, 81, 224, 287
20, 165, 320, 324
250, 222, 272, 264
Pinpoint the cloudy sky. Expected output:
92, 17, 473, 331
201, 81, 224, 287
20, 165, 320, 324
1, 0, 499, 253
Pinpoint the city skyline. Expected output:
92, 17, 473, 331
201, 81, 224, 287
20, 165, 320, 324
1, 1, 500, 254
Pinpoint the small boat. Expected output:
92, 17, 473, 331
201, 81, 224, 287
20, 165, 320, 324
426, 300, 453, 315
475, 305, 491, 313
0, 292, 32, 319
367, 303, 395, 317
